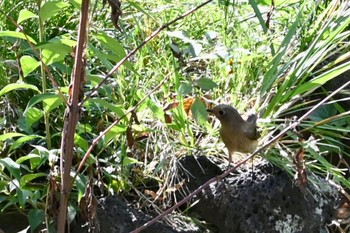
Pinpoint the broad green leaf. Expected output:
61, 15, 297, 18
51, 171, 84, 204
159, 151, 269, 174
16, 154, 41, 166
68, 0, 81, 8
74, 134, 88, 151
178, 82, 193, 95
25, 93, 64, 114
0, 31, 36, 44
84, 99, 125, 117
190, 97, 208, 126
17, 189, 32, 207
67, 204, 77, 224
10, 135, 44, 152
122, 156, 140, 166
24, 107, 44, 131
0, 158, 21, 181
20, 56, 40, 77
39, 1, 69, 22
43, 94, 64, 112
28, 209, 45, 231
17, 9, 38, 24
20, 173, 47, 188
0, 83, 41, 97
76, 174, 87, 202
189, 42, 202, 57
0, 132, 26, 141
104, 125, 127, 145
196, 77, 217, 90
95, 32, 126, 58
40, 43, 71, 65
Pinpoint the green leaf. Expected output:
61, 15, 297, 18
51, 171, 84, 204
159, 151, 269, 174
104, 125, 127, 145
25, 93, 64, 114
0, 132, 26, 141
95, 32, 126, 58
39, 43, 71, 65
76, 174, 87, 203
74, 134, 88, 151
84, 99, 125, 117
0, 31, 37, 44
9, 135, 44, 152
16, 154, 41, 170
67, 204, 77, 224
190, 97, 208, 126
0, 158, 21, 181
122, 156, 140, 166
17, 189, 32, 207
20, 56, 40, 77
17, 9, 38, 24
178, 82, 192, 95
39, 1, 70, 22
28, 209, 44, 232
196, 77, 217, 90
0, 83, 41, 97
20, 173, 47, 188
22, 107, 44, 133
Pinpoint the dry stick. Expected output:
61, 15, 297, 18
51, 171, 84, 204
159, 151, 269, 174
57, 0, 90, 232
75, 73, 171, 175
131, 79, 350, 233
0, 9, 68, 106
81, 0, 214, 105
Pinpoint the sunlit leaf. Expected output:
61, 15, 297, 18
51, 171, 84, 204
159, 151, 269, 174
103, 125, 128, 145
0, 83, 41, 97
122, 156, 140, 166
25, 93, 63, 113
0, 31, 36, 43
20, 173, 47, 188
191, 97, 208, 126
0, 158, 21, 181
9, 135, 44, 152
20, 56, 40, 77
76, 174, 87, 202
74, 134, 88, 151
178, 81, 192, 95
39, 1, 69, 22
17, 9, 38, 24
0, 132, 26, 141
196, 77, 217, 90
38, 43, 71, 65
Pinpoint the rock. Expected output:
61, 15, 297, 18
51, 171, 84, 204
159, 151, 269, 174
71, 195, 202, 233
178, 156, 339, 233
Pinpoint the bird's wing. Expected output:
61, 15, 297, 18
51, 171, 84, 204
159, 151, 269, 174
243, 114, 260, 140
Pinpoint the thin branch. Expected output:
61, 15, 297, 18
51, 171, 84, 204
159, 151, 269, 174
130, 80, 350, 233
81, 0, 214, 105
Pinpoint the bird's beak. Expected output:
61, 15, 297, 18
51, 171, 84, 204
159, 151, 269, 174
207, 109, 213, 113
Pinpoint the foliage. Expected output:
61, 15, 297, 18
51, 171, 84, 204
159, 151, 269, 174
0, 0, 349, 232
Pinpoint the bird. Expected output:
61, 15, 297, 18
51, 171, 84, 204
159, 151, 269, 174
207, 104, 260, 163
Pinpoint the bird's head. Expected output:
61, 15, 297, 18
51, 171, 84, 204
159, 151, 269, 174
207, 104, 243, 125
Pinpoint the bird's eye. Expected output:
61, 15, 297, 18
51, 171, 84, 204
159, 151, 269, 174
218, 110, 224, 115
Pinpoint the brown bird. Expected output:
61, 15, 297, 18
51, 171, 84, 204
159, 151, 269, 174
207, 104, 260, 163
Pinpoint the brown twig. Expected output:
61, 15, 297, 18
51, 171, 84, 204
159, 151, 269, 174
57, 0, 90, 232
130, 79, 350, 233
81, 0, 214, 105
